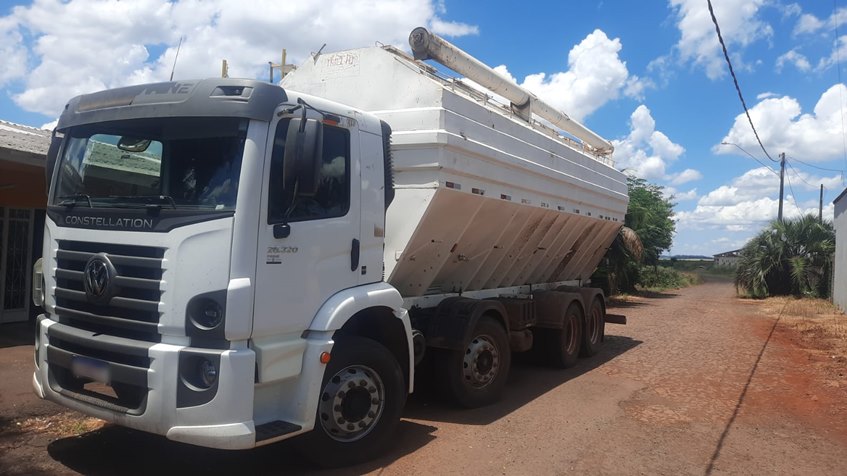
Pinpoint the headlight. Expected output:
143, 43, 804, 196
177, 352, 221, 408
188, 298, 224, 330
180, 355, 219, 390
199, 358, 218, 387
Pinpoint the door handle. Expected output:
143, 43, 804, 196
351, 239, 360, 271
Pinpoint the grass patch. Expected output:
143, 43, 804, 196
637, 265, 701, 291
757, 296, 847, 368
14, 412, 105, 437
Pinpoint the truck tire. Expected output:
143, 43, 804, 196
441, 315, 511, 408
295, 336, 406, 467
541, 302, 583, 368
580, 296, 605, 357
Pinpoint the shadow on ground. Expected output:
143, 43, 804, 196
46, 418, 438, 476
404, 334, 641, 426
41, 334, 640, 475
0, 321, 35, 349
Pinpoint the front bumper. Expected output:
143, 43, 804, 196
33, 316, 258, 450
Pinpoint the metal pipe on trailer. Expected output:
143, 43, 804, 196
408, 27, 614, 156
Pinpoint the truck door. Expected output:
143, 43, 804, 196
253, 114, 361, 337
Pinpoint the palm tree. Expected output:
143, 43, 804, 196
735, 215, 834, 298
594, 226, 643, 295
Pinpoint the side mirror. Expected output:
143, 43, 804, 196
117, 136, 152, 152
45, 129, 63, 188
283, 118, 323, 197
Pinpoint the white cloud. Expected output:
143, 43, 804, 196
793, 7, 847, 36
781, 3, 802, 19
664, 186, 698, 201
670, 168, 703, 185
775, 48, 811, 72
429, 18, 478, 37
612, 105, 686, 181
670, 0, 772, 80
459, 29, 645, 133
794, 13, 826, 35
717, 84, 847, 162
650, 131, 684, 161
3, 0, 478, 118
756, 91, 778, 100
816, 35, 847, 72
517, 29, 645, 122
0, 15, 28, 85
676, 166, 839, 232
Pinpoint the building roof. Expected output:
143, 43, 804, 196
0, 120, 51, 155
713, 249, 742, 258
834, 186, 847, 205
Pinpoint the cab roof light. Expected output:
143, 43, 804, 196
322, 114, 341, 126
210, 86, 253, 98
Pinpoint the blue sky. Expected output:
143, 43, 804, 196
1, 0, 845, 256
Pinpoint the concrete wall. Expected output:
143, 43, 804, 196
714, 256, 740, 268
834, 192, 847, 312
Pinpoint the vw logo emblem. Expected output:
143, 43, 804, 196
83, 254, 116, 303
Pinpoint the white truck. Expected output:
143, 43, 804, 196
32, 28, 628, 465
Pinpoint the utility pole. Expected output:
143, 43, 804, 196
778, 152, 785, 222
819, 184, 824, 224
269, 49, 294, 83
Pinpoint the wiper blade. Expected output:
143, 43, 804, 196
57, 193, 93, 208
107, 195, 178, 210
153, 195, 177, 210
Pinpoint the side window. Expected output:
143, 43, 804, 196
268, 119, 351, 223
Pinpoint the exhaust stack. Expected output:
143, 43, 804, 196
409, 27, 613, 155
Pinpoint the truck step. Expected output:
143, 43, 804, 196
255, 420, 302, 442
605, 314, 626, 325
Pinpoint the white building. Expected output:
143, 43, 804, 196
0, 120, 50, 324
833, 188, 847, 312
713, 249, 742, 268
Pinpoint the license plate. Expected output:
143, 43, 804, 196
71, 355, 110, 384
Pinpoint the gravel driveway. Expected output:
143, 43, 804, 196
1, 276, 845, 475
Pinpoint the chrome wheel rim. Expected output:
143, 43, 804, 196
463, 334, 500, 388
318, 364, 385, 442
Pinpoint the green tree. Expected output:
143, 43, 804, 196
625, 176, 676, 267
735, 214, 834, 298
594, 176, 676, 294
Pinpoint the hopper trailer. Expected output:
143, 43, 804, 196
32, 28, 628, 466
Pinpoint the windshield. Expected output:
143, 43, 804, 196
51, 117, 248, 211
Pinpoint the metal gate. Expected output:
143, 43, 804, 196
0, 207, 34, 323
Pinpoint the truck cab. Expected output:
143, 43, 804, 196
33, 79, 412, 462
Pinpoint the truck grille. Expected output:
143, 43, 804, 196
54, 240, 165, 343
47, 322, 152, 414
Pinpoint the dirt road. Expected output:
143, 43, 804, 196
2, 278, 846, 475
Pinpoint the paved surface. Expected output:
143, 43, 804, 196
1, 278, 845, 475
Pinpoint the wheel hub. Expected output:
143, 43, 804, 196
463, 334, 499, 388
319, 365, 384, 442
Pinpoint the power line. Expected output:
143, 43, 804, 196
783, 169, 805, 216
720, 142, 779, 176
786, 161, 813, 187
708, 0, 777, 163
786, 154, 845, 174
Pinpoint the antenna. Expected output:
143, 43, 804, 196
170, 36, 184, 81
312, 43, 326, 63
